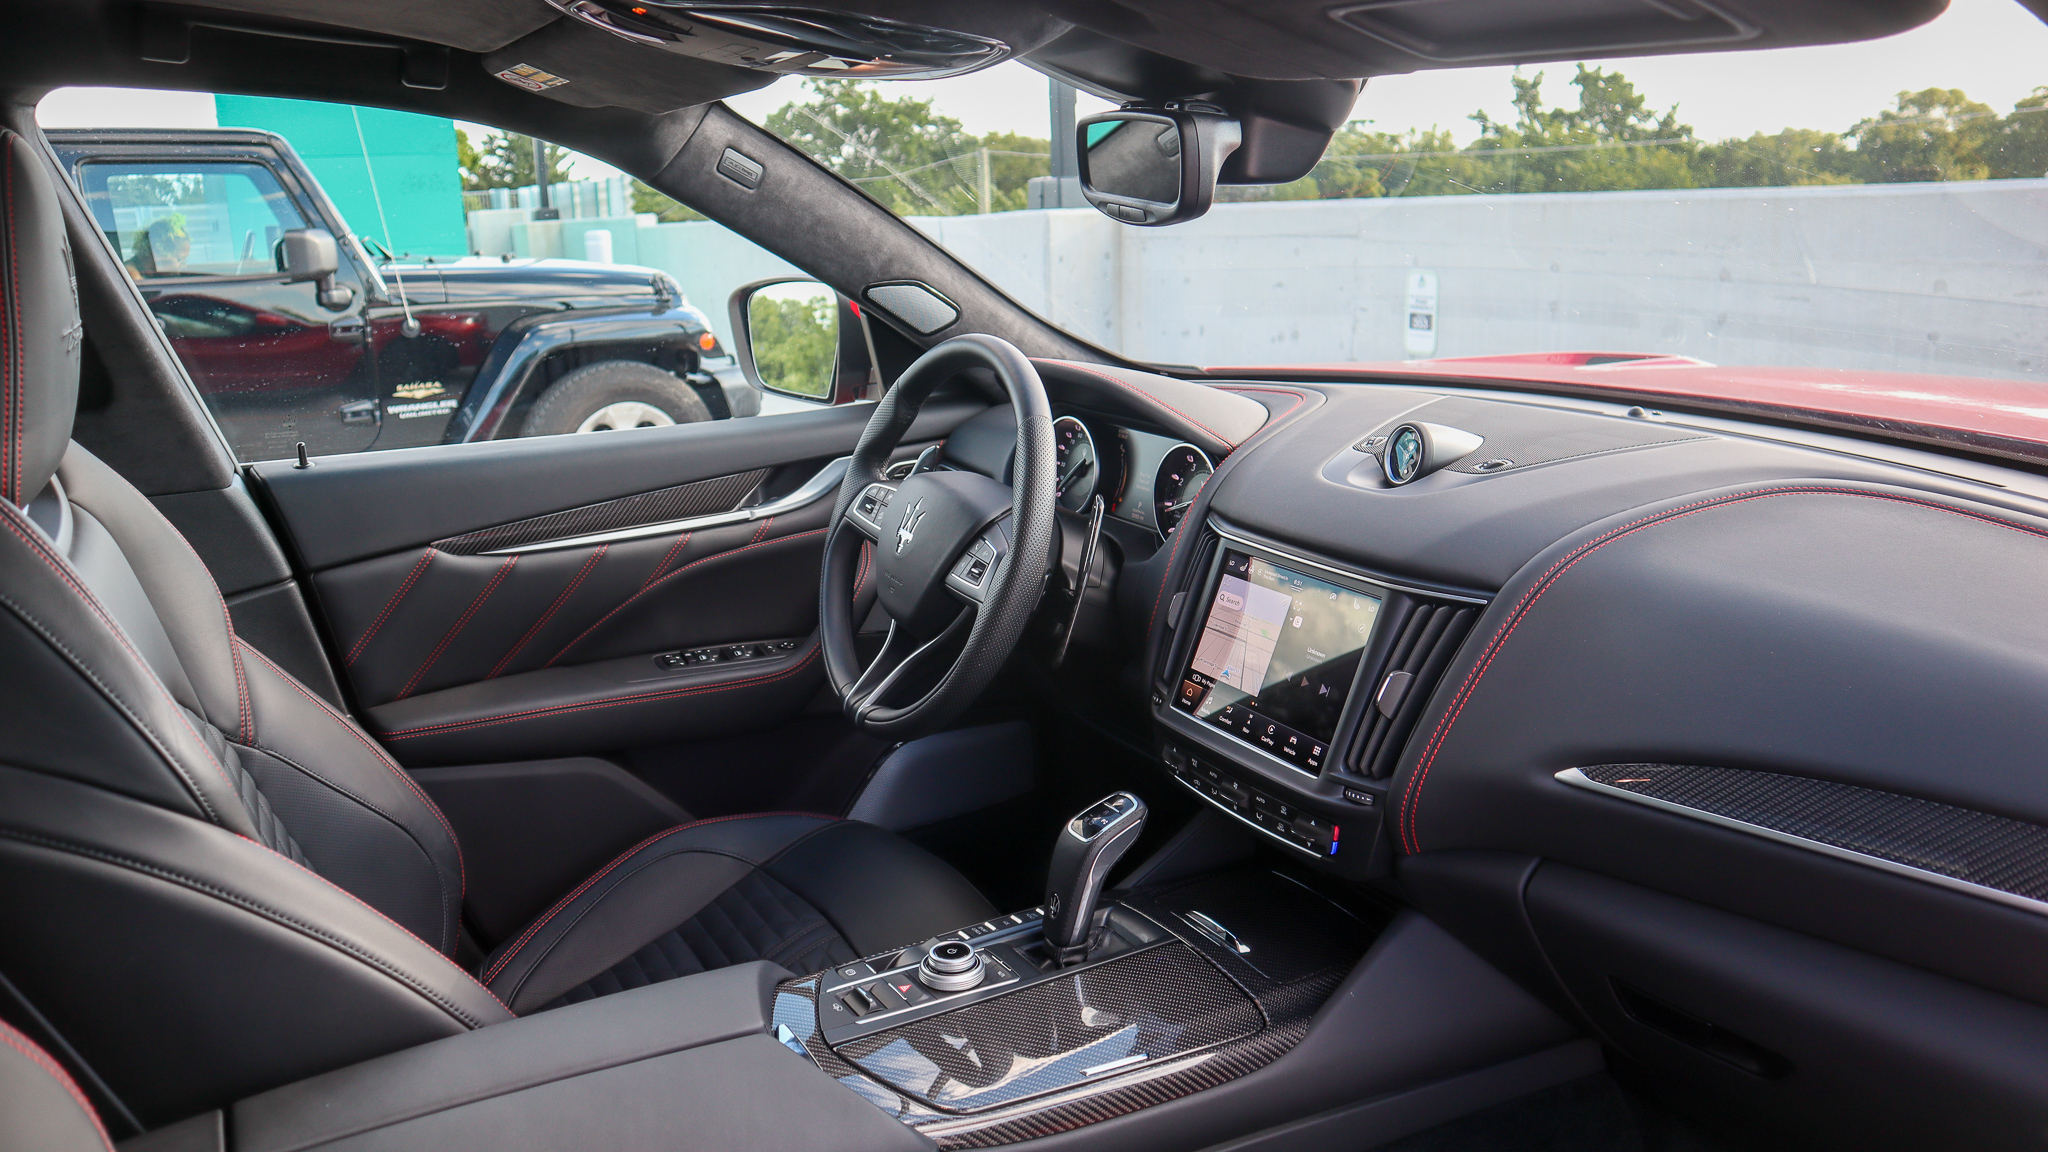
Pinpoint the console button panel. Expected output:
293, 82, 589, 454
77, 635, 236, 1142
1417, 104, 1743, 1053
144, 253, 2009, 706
1162, 742, 1342, 858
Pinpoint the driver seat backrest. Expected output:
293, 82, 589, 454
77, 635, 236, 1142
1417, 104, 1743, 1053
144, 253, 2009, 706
0, 127, 511, 1129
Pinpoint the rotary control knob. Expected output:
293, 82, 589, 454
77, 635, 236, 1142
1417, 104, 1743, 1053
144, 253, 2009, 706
917, 940, 986, 992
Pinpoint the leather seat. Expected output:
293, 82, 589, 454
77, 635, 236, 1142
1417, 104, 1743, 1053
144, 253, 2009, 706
0, 128, 993, 1126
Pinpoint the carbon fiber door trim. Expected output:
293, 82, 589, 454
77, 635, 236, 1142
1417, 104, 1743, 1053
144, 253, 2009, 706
433, 468, 770, 554
1560, 764, 2048, 915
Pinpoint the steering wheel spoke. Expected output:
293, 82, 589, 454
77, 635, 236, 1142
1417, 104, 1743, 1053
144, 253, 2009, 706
845, 610, 976, 721
841, 481, 899, 540
942, 522, 1011, 606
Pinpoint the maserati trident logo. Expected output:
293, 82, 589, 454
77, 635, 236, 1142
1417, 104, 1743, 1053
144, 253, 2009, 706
895, 498, 927, 555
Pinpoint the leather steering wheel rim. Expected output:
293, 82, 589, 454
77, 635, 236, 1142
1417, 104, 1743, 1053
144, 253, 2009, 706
818, 334, 1056, 738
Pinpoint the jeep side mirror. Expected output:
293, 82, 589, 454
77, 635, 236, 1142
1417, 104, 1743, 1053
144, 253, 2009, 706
1077, 109, 1241, 227
729, 278, 850, 404
276, 228, 354, 310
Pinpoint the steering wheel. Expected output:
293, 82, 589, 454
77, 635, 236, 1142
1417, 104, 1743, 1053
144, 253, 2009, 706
819, 334, 1056, 738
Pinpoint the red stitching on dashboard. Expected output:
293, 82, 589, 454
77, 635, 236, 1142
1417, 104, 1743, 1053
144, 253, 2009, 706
1043, 360, 1242, 450
395, 554, 518, 701
1397, 485, 2048, 856
544, 528, 826, 667
347, 549, 436, 666
1215, 385, 1308, 425
0, 1017, 112, 1151
1147, 474, 1206, 639
481, 810, 838, 986
491, 545, 607, 678
385, 641, 821, 740
237, 639, 468, 899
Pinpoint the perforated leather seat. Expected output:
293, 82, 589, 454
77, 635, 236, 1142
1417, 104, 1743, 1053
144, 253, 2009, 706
0, 129, 993, 1125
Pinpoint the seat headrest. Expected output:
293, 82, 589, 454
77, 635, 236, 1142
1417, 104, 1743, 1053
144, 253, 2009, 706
0, 129, 82, 508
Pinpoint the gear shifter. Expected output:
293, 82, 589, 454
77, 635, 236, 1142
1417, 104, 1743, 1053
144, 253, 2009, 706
1043, 792, 1147, 965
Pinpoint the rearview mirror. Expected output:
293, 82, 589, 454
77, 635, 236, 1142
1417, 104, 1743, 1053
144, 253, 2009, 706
729, 279, 840, 402
275, 228, 353, 310
1077, 109, 1241, 227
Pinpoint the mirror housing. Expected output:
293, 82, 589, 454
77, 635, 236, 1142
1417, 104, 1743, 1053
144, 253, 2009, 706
728, 278, 874, 404
276, 228, 353, 310
1077, 108, 1241, 227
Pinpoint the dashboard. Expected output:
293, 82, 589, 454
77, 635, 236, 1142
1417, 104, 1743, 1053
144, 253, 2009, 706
1048, 412, 1213, 540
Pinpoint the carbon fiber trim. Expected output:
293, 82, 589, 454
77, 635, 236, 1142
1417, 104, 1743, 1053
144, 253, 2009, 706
775, 879, 1381, 1146
837, 943, 1262, 1114
432, 469, 768, 554
1567, 763, 2048, 907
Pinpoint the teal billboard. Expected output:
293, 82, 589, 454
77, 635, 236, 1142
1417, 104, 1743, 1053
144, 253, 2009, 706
213, 95, 468, 259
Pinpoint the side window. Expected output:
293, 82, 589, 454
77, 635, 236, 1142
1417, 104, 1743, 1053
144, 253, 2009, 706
42, 90, 859, 467
81, 162, 306, 281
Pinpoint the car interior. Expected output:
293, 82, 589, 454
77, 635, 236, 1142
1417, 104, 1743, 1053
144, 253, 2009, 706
5, 0, 2048, 1150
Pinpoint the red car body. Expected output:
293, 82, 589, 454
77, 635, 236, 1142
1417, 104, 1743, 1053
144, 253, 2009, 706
1215, 352, 2048, 466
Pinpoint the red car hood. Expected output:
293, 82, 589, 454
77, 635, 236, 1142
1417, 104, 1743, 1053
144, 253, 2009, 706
1210, 352, 2048, 465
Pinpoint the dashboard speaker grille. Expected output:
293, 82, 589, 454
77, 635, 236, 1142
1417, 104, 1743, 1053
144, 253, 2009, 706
1572, 763, 2048, 906
1351, 601, 1476, 779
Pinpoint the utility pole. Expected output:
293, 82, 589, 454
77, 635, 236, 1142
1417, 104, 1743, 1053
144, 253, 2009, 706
533, 136, 558, 220
977, 147, 991, 215
1029, 79, 1082, 209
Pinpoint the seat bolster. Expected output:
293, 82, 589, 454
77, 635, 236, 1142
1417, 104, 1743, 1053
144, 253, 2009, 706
481, 813, 837, 1013
0, 1018, 112, 1152
58, 445, 249, 740
765, 819, 998, 955
236, 640, 466, 953
0, 499, 258, 839
0, 764, 511, 1126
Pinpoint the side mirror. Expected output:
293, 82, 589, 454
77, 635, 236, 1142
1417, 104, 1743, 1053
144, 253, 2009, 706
276, 228, 354, 310
728, 278, 852, 403
1077, 109, 1241, 228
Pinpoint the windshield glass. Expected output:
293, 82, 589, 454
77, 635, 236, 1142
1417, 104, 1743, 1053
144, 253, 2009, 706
735, 0, 2048, 386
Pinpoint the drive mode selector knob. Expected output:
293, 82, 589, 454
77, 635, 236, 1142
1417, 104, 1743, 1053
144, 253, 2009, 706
918, 940, 986, 992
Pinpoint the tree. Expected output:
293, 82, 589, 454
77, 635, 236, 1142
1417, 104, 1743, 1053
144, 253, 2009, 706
1695, 128, 1856, 187
1460, 66, 1700, 194
1989, 86, 2048, 179
765, 79, 1048, 216
1846, 88, 1995, 182
457, 128, 574, 191
630, 179, 704, 222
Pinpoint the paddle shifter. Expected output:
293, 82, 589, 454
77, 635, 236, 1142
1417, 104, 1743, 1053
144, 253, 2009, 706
1044, 792, 1148, 965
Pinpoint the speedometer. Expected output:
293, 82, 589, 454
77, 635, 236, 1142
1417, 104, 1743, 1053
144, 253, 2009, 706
1153, 444, 1213, 538
1052, 416, 1099, 513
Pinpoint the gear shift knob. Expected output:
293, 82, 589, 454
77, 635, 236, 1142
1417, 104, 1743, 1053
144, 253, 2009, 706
1044, 792, 1147, 959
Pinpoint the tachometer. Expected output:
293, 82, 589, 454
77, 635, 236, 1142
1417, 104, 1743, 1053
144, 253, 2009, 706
1052, 416, 1099, 513
1153, 444, 1213, 538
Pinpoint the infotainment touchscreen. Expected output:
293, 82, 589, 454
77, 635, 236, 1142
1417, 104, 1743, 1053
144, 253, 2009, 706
1173, 551, 1382, 772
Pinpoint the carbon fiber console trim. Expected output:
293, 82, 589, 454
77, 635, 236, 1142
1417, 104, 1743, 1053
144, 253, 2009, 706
1562, 764, 2048, 914
774, 871, 1385, 1147
433, 468, 769, 554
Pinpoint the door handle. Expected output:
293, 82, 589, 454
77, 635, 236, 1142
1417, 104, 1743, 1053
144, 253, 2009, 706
329, 317, 366, 341
339, 399, 382, 425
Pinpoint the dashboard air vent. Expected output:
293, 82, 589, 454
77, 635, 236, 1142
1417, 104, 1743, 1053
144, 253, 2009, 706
1350, 601, 1477, 779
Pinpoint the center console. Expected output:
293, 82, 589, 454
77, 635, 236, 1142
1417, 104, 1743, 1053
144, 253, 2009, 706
772, 862, 1385, 1148
1152, 521, 1485, 879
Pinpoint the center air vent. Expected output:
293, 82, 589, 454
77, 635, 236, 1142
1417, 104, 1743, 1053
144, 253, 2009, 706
1350, 600, 1477, 779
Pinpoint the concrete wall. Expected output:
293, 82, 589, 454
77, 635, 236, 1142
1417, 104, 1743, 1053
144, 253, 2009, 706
474, 178, 2048, 383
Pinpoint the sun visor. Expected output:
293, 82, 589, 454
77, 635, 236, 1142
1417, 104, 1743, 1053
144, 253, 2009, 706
171, 0, 560, 54
482, 18, 778, 113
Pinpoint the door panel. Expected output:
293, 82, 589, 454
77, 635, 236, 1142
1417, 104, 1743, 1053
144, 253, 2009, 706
251, 393, 986, 765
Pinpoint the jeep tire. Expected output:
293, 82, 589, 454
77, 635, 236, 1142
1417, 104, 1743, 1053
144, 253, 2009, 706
526, 360, 714, 436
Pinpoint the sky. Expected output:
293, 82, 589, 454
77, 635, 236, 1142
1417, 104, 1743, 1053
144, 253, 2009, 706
35, 0, 2048, 177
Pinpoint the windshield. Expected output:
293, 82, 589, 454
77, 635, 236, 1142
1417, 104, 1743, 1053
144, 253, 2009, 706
736, 0, 2048, 386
